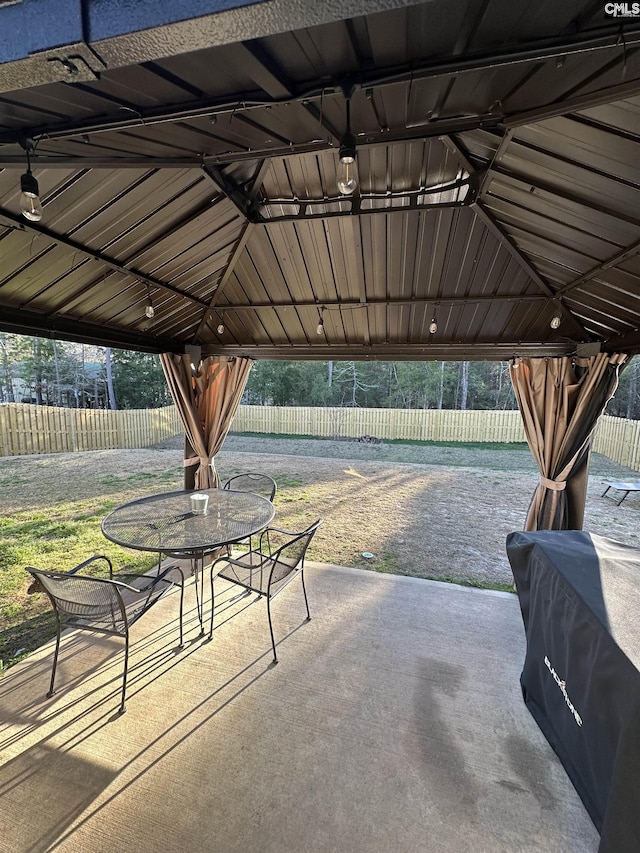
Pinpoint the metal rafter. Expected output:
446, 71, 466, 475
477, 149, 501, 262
557, 237, 640, 297
198, 342, 575, 360
0, 304, 179, 352
0, 206, 212, 310
197, 294, 549, 311
0, 114, 504, 171
485, 164, 640, 230
504, 75, 640, 128
192, 160, 271, 340
441, 135, 590, 339
472, 202, 591, 339
2, 24, 640, 149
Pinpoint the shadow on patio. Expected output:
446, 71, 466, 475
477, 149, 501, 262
0, 564, 598, 853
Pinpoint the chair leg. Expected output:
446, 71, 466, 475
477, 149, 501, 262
178, 578, 184, 647
301, 569, 311, 621
208, 573, 216, 639
266, 596, 278, 664
119, 632, 129, 715
47, 619, 62, 698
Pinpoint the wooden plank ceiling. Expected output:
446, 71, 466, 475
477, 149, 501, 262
0, 0, 639, 359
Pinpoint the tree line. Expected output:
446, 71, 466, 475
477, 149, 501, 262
0, 333, 638, 417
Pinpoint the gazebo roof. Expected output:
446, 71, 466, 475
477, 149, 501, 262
0, 0, 639, 359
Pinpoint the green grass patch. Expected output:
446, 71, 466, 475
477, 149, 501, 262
0, 612, 57, 672
0, 497, 161, 670
423, 575, 515, 593
276, 476, 303, 488
231, 431, 315, 440
383, 439, 529, 451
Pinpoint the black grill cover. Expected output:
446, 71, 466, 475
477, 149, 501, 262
506, 530, 640, 853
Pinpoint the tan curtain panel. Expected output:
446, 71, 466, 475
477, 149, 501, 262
160, 354, 253, 489
510, 353, 627, 531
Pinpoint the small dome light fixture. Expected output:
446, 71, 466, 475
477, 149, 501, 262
429, 318, 438, 334
217, 322, 225, 335
550, 312, 562, 330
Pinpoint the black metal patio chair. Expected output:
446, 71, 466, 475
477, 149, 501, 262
222, 472, 277, 502
209, 519, 322, 663
222, 472, 278, 555
26, 556, 185, 714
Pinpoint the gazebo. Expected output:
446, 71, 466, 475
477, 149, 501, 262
0, 0, 637, 528
1, 4, 640, 849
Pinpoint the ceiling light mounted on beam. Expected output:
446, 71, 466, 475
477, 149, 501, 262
217, 311, 225, 335
316, 307, 325, 336
337, 88, 357, 196
550, 312, 562, 330
429, 317, 438, 334
19, 140, 42, 222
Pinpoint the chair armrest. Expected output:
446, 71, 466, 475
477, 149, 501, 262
67, 554, 114, 577
113, 564, 185, 593
264, 525, 300, 536
210, 552, 270, 576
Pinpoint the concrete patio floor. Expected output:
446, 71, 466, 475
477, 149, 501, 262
0, 564, 599, 853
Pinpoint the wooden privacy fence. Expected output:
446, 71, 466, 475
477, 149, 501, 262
0, 403, 638, 472
0, 404, 182, 456
232, 405, 527, 443
593, 415, 640, 472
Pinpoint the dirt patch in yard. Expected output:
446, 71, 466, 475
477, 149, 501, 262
2, 434, 637, 590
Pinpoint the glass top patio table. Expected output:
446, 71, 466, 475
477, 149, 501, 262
101, 488, 275, 554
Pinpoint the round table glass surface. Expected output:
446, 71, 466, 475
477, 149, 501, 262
101, 489, 275, 553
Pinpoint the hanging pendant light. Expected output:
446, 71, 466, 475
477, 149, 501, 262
337, 95, 357, 196
316, 307, 325, 335
19, 144, 42, 222
145, 285, 155, 319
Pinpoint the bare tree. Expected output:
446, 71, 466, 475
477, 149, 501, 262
459, 361, 469, 410
627, 358, 639, 420
105, 347, 117, 410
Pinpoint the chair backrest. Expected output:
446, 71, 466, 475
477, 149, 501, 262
26, 568, 127, 635
223, 472, 277, 502
269, 519, 322, 592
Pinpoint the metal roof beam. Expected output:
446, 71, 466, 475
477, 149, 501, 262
471, 201, 591, 340
192, 160, 270, 341
0, 206, 212, 310
504, 76, 640, 128
207, 295, 548, 311
604, 328, 640, 354
7, 21, 640, 148
199, 342, 576, 361
557, 237, 640, 297
0, 305, 178, 353
486, 165, 640, 230
202, 164, 258, 221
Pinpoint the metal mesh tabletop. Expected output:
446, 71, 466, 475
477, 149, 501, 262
101, 489, 275, 553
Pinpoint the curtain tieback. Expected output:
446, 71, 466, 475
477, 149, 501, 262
540, 476, 566, 491
183, 456, 212, 467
